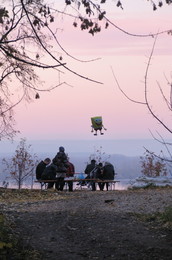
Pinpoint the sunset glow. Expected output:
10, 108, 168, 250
10, 1, 172, 144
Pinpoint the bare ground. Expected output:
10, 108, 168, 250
0, 187, 172, 260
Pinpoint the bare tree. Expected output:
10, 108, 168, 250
89, 146, 111, 164
2, 138, 39, 189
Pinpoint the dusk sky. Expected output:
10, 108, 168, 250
6, 1, 172, 155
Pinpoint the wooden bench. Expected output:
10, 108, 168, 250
35, 179, 120, 191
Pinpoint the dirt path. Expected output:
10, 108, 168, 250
1, 188, 172, 259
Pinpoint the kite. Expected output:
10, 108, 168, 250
91, 116, 107, 136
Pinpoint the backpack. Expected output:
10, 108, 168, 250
41, 164, 57, 180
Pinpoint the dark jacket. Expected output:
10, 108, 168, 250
36, 161, 47, 180
95, 165, 103, 179
41, 164, 57, 180
53, 151, 68, 165
84, 162, 96, 176
102, 163, 115, 180
52, 151, 68, 173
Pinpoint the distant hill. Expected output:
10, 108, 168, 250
0, 138, 171, 157
34, 152, 141, 179
1, 138, 170, 182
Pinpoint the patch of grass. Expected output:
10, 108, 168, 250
0, 212, 41, 259
160, 206, 172, 223
131, 212, 158, 222
0, 187, 68, 203
130, 185, 172, 191
0, 212, 15, 258
128, 183, 157, 190
132, 206, 172, 230
143, 183, 157, 189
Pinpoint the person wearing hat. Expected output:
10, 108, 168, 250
52, 146, 69, 191
53, 147, 68, 165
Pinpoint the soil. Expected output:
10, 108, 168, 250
1, 188, 172, 260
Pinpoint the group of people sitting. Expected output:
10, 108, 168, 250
36, 146, 115, 192
82, 159, 115, 191
36, 146, 75, 191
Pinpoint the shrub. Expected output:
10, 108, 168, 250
140, 151, 168, 177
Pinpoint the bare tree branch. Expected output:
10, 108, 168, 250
111, 66, 146, 105
144, 36, 172, 134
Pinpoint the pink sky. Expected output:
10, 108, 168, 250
13, 1, 172, 142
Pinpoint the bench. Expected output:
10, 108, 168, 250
35, 179, 120, 191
